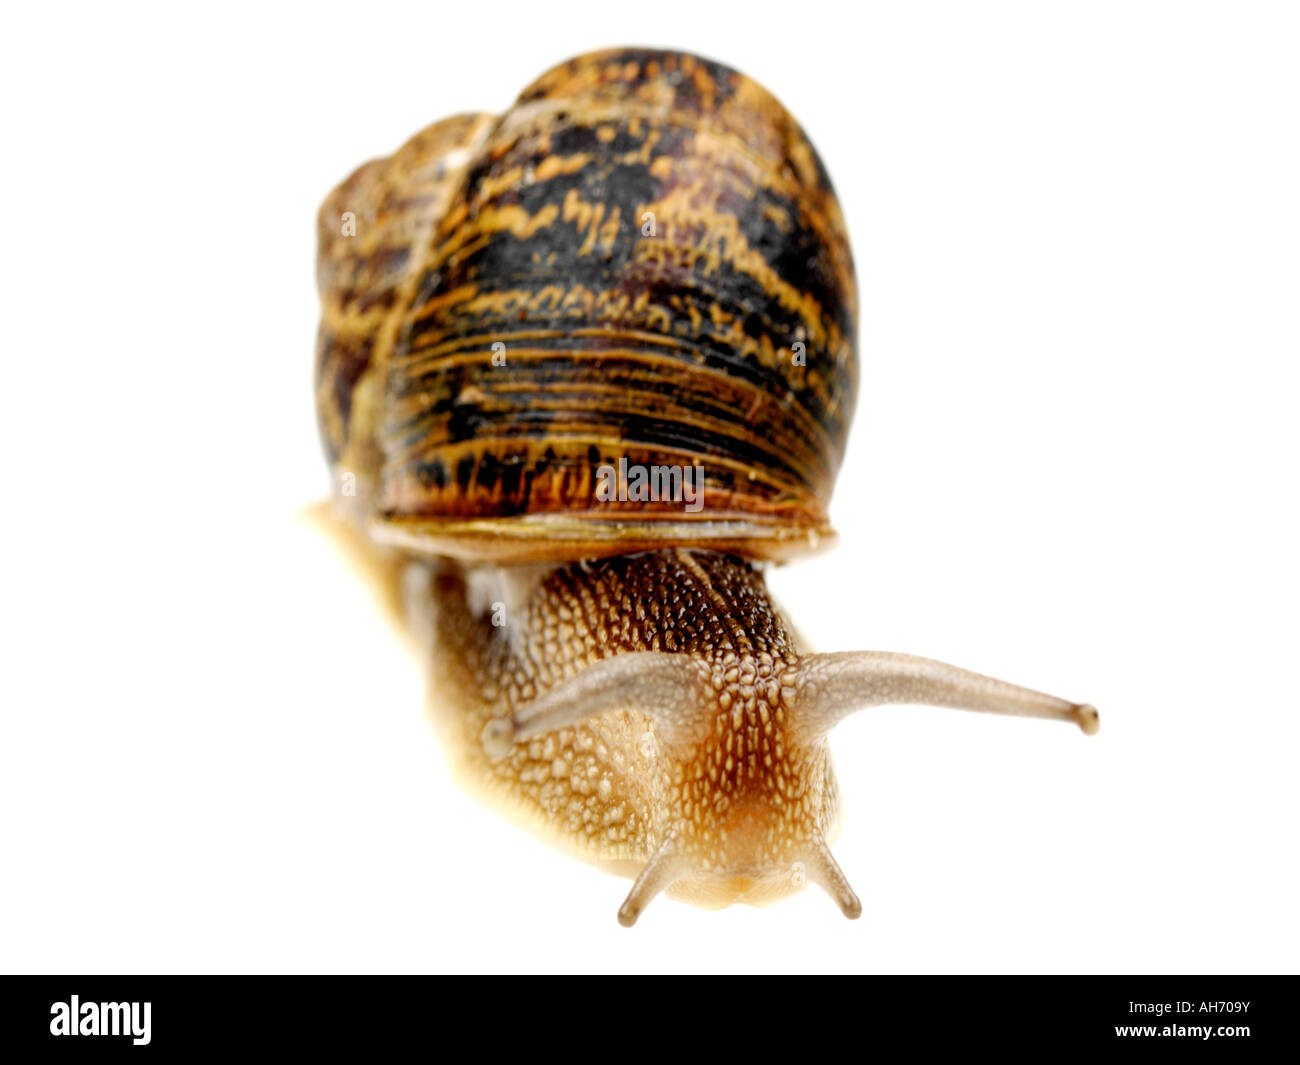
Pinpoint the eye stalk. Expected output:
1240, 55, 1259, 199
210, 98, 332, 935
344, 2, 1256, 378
791, 651, 1099, 739
481, 652, 711, 759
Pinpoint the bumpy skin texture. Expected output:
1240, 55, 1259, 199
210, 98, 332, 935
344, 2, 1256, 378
415, 548, 840, 908
316, 47, 858, 562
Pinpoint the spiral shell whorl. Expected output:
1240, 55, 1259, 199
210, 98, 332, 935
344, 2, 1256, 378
315, 112, 497, 491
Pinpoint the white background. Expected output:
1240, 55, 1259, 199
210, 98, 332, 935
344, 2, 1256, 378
2, 1, 1297, 974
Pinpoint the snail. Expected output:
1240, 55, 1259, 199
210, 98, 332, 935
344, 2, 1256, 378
312, 47, 1098, 926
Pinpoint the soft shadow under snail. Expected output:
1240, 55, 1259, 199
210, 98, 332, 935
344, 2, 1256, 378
312, 47, 1098, 925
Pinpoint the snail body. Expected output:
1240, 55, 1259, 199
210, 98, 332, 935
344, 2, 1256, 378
315, 48, 1097, 924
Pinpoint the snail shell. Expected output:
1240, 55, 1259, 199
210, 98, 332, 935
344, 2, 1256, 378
314, 48, 1096, 924
317, 48, 855, 562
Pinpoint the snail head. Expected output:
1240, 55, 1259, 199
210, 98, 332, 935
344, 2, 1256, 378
483, 648, 1097, 925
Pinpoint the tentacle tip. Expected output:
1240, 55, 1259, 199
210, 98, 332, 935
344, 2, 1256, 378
807, 840, 862, 920
1074, 703, 1100, 736
616, 904, 640, 928
481, 717, 517, 759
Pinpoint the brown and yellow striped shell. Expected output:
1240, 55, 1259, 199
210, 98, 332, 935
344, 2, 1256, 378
315, 48, 857, 563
